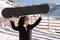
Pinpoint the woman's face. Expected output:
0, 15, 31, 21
24, 17, 29, 25
24, 20, 29, 25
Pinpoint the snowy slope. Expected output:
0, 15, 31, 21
0, 26, 60, 40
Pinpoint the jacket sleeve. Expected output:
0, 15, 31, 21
30, 17, 42, 29
10, 21, 19, 31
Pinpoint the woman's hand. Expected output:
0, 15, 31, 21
10, 15, 15, 22
40, 12, 43, 17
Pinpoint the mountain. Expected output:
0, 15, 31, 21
44, 3, 60, 16
0, 0, 23, 17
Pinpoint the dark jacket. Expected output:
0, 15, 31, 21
10, 17, 42, 40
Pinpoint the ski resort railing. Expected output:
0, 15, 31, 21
29, 15, 60, 33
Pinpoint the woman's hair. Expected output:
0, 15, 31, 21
18, 16, 29, 26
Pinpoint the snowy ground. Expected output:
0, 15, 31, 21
0, 26, 60, 40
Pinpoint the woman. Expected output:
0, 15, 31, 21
10, 12, 42, 40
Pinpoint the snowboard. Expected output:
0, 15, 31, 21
2, 4, 49, 18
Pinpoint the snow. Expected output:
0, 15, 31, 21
0, 26, 60, 40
